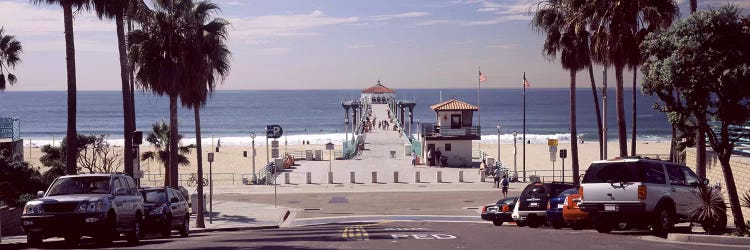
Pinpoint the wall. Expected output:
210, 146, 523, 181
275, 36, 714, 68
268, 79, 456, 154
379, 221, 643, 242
1, 206, 24, 237
685, 148, 750, 226
425, 140, 472, 167
435, 111, 461, 127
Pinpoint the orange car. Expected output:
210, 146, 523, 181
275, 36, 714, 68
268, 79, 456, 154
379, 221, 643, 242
562, 192, 590, 230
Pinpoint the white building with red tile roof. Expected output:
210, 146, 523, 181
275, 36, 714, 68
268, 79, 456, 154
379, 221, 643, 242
361, 81, 396, 104
420, 99, 480, 167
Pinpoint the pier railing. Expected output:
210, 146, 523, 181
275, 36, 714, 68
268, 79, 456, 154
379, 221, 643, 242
421, 125, 481, 138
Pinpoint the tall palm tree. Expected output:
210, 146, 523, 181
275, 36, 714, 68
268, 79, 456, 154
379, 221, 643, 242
141, 121, 190, 187
0, 27, 22, 91
532, 0, 588, 185
32, 0, 90, 175
577, 0, 679, 157
178, 0, 230, 229
91, 0, 135, 178
129, 0, 194, 188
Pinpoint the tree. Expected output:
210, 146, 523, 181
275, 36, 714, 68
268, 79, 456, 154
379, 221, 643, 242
32, 0, 91, 175
141, 121, 191, 187
39, 134, 94, 183
178, 0, 230, 228
532, 0, 588, 185
78, 134, 123, 173
641, 5, 750, 234
577, 0, 679, 157
129, 0, 196, 188
0, 27, 22, 91
0, 153, 45, 207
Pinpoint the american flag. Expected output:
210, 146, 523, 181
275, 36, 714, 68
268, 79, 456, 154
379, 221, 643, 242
479, 71, 487, 83
523, 74, 530, 87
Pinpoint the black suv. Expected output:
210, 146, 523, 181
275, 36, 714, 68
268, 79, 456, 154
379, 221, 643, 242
21, 173, 144, 246
512, 182, 575, 227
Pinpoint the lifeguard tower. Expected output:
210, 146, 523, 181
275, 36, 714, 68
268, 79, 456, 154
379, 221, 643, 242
420, 99, 480, 167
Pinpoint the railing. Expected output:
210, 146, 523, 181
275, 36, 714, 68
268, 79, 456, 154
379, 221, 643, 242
421, 125, 481, 138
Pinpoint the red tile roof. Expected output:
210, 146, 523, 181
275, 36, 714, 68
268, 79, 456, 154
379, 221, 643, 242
430, 99, 478, 111
362, 82, 396, 93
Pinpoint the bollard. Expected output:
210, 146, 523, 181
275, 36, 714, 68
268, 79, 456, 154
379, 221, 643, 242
285, 172, 290, 184
328, 172, 334, 184
480, 171, 486, 182
459, 171, 464, 183
306, 172, 312, 184
394, 171, 399, 183
350, 172, 356, 183
415, 171, 421, 183
437, 171, 443, 183
372, 172, 378, 183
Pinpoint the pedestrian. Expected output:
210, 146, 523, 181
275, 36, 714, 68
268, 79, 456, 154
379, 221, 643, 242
435, 148, 442, 167
493, 166, 501, 188
411, 152, 417, 167
427, 149, 433, 166
479, 159, 486, 176
501, 174, 509, 198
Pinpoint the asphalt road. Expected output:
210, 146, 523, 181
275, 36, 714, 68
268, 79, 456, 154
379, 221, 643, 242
6, 221, 732, 250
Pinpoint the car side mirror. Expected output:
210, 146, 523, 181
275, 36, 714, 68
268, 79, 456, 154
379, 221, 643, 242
170, 197, 179, 203
36, 191, 45, 198
702, 178, 710, 185
115, 187, 127, 196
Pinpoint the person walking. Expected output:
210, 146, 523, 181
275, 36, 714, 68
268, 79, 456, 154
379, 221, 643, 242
479, 159, 486, 176
411, 152, 417, 167
493, 166, 501, 188
501, 174, 509, 198
435, 148, 442, 167
427, 149, 433, 166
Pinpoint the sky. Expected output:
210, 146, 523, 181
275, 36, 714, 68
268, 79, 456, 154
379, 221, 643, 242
0, 0, 747, 91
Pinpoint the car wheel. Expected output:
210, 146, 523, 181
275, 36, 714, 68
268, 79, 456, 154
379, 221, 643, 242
651, 205, 675, 237
516, 220, 526, 227
97, 213, 116, 246
162, 214, 173, 238
492, 220, 503, 226
528, 217, 541, 228
551, 221, 563, 229
27, 233, 42, 246
64, 234, 80, 246
594, 215, 613, 233
126, 216, 142, 244
179, 215, 190, 237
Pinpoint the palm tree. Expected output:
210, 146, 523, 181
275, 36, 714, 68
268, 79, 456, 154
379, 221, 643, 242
141, 121, 190, 187
32, 0, 90, 175
178, 0, 231, 229
577, 0, 679, 157
129, 0, 194, 188
532, 0, 588, 185
0, 27, 22, 91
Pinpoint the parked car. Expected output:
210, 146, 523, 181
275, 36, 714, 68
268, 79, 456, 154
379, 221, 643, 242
140, 187, 190, 238
562, 192, 590, 230
512, 182, 575, 228
546, 188, 578, 229
21, 174, 144, 246
578, 157, 718, 236
481, 196, 518, 226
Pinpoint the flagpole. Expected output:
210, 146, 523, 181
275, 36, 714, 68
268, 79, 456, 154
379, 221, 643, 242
478, 67, 482, 159
523, 72, 526, 183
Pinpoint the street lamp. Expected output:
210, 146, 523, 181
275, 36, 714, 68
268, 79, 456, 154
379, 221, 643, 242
250, 132, 257, 184
345, 116, 350, 144
497, 124, 501, 165
513, 131, 518, 182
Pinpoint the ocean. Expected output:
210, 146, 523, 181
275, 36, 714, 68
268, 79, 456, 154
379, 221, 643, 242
0, 88, 671, 146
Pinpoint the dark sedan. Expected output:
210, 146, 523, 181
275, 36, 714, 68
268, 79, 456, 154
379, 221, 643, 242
140, 187, 190, 238
481, 196, 518, 226
546, 188, 578, 229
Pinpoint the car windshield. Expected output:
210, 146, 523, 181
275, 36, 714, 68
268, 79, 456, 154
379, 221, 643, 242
583, 162, 645, 183
47, 176, 111, 196
557, 188, 578, 198
141, 190, 167, 203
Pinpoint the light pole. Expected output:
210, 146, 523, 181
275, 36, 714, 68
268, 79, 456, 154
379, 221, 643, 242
496, 124, 501, 165
513, 131, 518, 182
250, 132, 256, 184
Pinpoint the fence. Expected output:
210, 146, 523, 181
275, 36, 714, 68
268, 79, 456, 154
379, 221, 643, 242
141, 172, 245, 187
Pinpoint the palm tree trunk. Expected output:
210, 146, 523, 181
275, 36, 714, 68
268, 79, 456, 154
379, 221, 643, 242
163, 162, 169, 187
588, 65, 604, 160
690, 0, 697, 13
615, 66, 628, 157
697, 115, 707, 179
669, 125, 676, 162
194, 107, 206, 228
631, 69, 637, 156
169, 95, 179, 188
63, 4, 78, 175
718, 148, 748, 233
570, 70, 580, 185
116, 12, 134, 178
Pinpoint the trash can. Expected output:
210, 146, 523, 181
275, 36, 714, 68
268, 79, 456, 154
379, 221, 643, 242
190, 193, 207, 214
242, 177, 249, 185
314, 150, 323, 161
305, 150, 313, 161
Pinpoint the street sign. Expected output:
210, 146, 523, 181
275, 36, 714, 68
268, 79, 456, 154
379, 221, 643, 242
550, 151, 557, 162
271, 140, 279, 148
208, 152, 214, 162
560, 149, 568, 159
266, 125, 283, 139
326, 142, 334, 150
548, 138, 558, 146
271, 148, 279, 158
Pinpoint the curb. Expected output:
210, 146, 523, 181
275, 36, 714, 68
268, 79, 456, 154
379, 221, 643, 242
667, 233, 750, 246
190, 224, 279, 234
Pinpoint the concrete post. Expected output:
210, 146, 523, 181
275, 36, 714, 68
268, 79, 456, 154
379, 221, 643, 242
372, 172, 377, 183
285, 172, 290, 184
437, 171, 442, 183
394, 171, 399, 183
480, 171, 486, 182
459, 171, 464, 183
306, 172, 312, 184
415, 171, 421, 183
350, 172, 355, 184
328, 171, 334, 184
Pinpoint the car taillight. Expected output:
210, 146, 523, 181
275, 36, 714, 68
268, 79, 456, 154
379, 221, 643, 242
638, 185, 647, 200
547, 201, 551, 210
579, 186, 584, 198
481, 206, 487, 213
502, 204, 509, 212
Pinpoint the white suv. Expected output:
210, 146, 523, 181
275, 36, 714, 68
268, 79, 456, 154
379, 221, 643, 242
578, 158, 714, 236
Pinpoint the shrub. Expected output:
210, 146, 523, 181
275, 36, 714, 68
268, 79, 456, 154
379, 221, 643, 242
688, 185, 727, 234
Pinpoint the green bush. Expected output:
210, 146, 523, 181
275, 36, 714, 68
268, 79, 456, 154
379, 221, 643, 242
688, 185, 727, 234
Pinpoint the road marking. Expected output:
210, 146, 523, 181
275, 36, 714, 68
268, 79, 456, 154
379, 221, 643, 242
390, 234, 458, 240
341, 225, 369, 241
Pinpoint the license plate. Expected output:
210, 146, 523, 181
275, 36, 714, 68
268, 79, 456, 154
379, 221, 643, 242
530, 202, 538, 207
557, 204, 564, 209
604, 204, 616, 211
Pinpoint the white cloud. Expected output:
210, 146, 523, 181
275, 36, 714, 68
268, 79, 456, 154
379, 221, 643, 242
369, 12, 429, 21
229, 10, 359, 44
0, 2, 113, 37
487, 44, 516, 49
419, 0, 532, 26
347, 44, 375, 49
